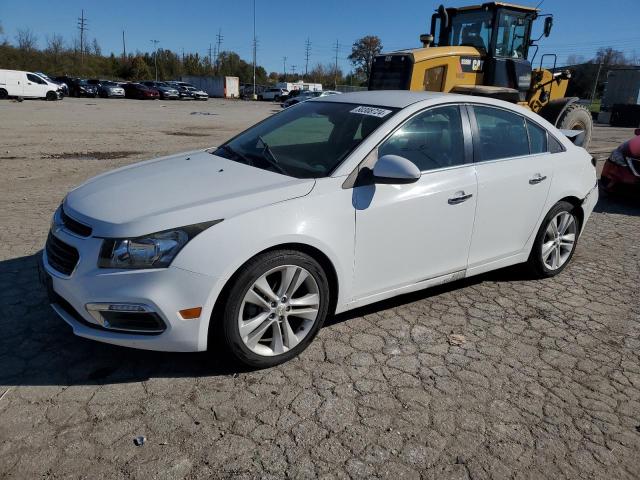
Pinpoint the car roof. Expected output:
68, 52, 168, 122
313, 90, 459, 108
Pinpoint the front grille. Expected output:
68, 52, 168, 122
45, 232, 80, 276
61, 208, 92, 237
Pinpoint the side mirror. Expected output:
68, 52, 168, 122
544, 17, 553, 37
372, 154, 421, 184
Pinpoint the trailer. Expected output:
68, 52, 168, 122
276, 81, 322, 93
598, 68, 640, 125
180, 76, 240, 98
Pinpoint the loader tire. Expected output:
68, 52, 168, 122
557, 103, 592, 149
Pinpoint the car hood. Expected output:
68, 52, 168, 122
64, 150, 315, 238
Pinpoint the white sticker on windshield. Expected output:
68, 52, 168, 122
350, 106, 392, 118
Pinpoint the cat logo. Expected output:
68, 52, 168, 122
459, 57, 484, 73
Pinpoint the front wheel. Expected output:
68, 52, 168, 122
217, 250, 330, 368
46, 91, 58, 101
526, 201, 580, 278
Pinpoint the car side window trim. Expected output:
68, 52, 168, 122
342, 102, 476, 189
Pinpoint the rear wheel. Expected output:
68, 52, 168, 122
0, 89, 7, 99
526, 201, 579, 278
557, 103, 593, 149
217, 250, 330, 368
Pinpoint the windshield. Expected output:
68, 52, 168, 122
446, 10, 492, 52
213, 101, 398, 178
495, 12, 530, 58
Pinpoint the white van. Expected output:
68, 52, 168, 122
0, 69, 63, 100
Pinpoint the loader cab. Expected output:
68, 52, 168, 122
430, 2, 540, 100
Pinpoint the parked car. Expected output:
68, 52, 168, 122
183, 86, 208, 100
281, 90, 340, 108
600, 129, 640, 194
259, 87, 288, 101
165, 81, 194, 100
141, 81, 179, 99
87, 79, 125, 98
41, 91, 598, 368
122, 83, 160, 100
66, 78, 98, 98
36, 72, 68, 96
0, 69, 63, 100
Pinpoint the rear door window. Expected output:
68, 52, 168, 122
473, 106, 529, 161
526, 120, 548, 154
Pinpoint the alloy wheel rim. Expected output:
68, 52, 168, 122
238, 265, 320, 357
542, 211, 577, 270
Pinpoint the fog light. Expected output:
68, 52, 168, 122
85, 303, 166, 334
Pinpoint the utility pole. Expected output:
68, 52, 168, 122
252, 0, 257, 99
215, 28, 223, 72
304, 38, 311, 79
590, 62, 603, 108
291, 65, 297, 79
333, 40, 340, 90
283, 56, 287, 82
208, 43, 213, 71
122, 30, 126, 59
150, 39, 160, 81
77, 10, 88, 64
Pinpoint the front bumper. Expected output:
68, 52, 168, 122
41, 225, 220, 352
601, 160, 640, 192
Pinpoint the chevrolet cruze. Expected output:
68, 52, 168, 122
42, 91, 598, 367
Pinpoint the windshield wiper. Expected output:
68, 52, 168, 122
257, 136, 288, 176
218, 144, 253, 167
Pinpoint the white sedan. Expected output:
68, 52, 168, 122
42, 91, 598, 367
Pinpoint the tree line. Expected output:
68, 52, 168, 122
0, 26, 384, 88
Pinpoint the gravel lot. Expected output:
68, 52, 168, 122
0, 97, 639, 479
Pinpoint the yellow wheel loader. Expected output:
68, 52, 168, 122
369, 2, 593, 148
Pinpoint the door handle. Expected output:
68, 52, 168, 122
529, 174, 547, 185
448, 191, 473, 205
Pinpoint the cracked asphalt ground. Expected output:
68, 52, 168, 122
1, 98, 639, 479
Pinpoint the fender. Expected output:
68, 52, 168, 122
537, 96, 580, 126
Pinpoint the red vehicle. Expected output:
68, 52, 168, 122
122, 83, 160, 100
601, 129, 640, 194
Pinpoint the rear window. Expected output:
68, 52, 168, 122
369, 55, 413, 90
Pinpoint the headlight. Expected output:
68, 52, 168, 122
98, 220, 221, 269
609, 148, 628, 167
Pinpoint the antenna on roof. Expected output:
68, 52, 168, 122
534, 0, 545, 9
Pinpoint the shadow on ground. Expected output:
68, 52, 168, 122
594, 188, 640, 216
0, 249, 538, 388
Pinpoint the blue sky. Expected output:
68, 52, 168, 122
1, 0, 639, 74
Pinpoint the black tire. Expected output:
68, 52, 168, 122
526, 201, 580, 278
557, 103, 593, 150
216, 250, 331, 368
46, 91, 57, 101
0, 89, 8, 99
